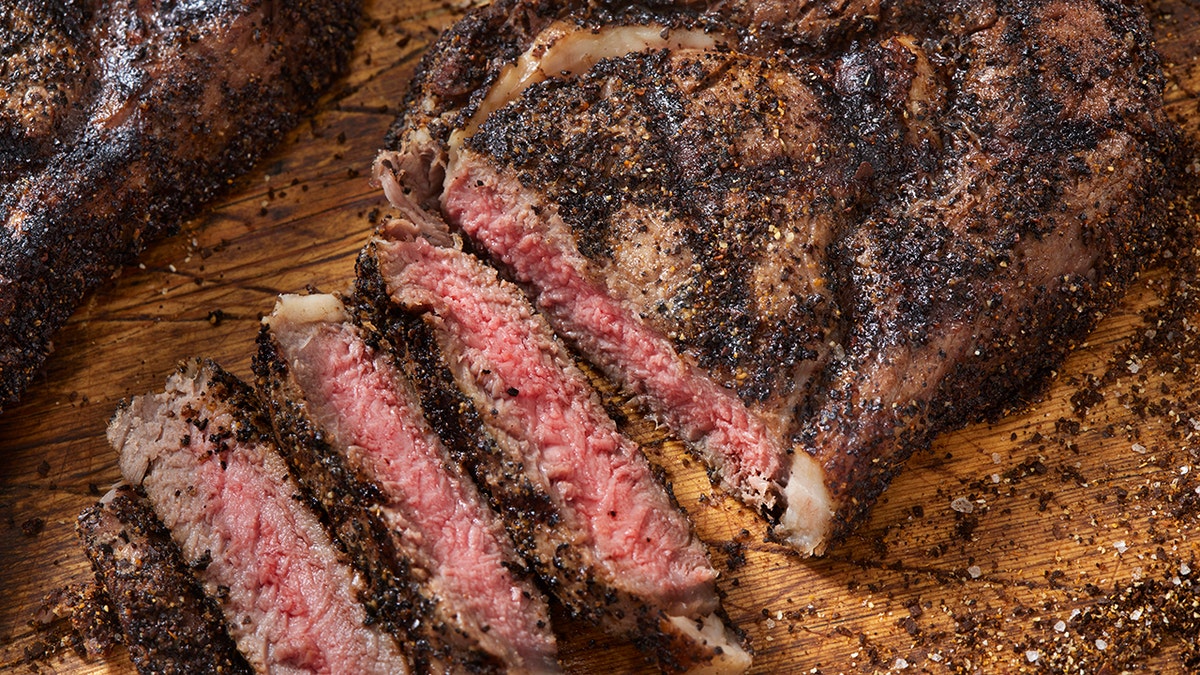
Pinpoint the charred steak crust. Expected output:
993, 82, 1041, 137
76, 485, 252, 675
805, 0, 1181, 539
0, 0, 360, 412
382, 0, 1180, 551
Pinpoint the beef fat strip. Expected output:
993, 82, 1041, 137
379, 0, 1178, 553
366, 213, 750, 674
76, 485, 252, 675
255, 292, 559, 673
0, 0, 358, 412
108, 359, 411, 674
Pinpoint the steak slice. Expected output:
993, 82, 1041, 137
255, 293, 559, 674
364, 211, 750, 673
378, 0, 1178, 553
0, 0, 359, 412
108, 358, 411, 674
76, 485, 252, 675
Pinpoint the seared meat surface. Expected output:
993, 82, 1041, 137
77, 485, 252, 675
0, 0, 359, 412
381, 0, 1178, 552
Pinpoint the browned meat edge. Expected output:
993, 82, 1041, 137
0, 0, 360, 412
76, 484, 251, 675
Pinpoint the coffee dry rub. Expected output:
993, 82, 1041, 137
380, 0, 1179, 553
0, 0, 359, 412
76, 485, 251, 675
364, 208, 750, 674
109, 359, 411, 674
255, 293, 560, 673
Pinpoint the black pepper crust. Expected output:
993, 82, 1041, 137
808, 0, 1182, 540
0, 0, 361, 412
387, 0, 1182, 547
76, 485, 252, 675
355, 241, 740, 673
253, 313, 507, 675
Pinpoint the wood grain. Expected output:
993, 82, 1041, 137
1, 1, 1198, 672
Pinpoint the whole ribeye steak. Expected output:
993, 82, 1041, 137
0, 0, 359, 412
378, 0, 1179, 554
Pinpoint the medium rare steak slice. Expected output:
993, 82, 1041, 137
0, 0, 359, 412
365, 212, 750, 673
108, 359, 411, 674
76, 485, 252, 675
379, 0, 1178, 553
255, 293, 559, 674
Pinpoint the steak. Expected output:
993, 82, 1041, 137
108, 359, 411, 674
378, 0, 1179, 553
0, 0, 359, 412
255, 293, 560, 674
363, 207, 750, 673
76, 485, 252, 675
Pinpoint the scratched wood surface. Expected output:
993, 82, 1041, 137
2, 1, 1199, 673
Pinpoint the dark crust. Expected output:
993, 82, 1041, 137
0, 0, 361, 412
386, 0, 890, 187
383, 0, 720, 207
252, 317, 505, 674
355, 241, 731, 673
76, 485, 252, 675
808, 0, 1183, 540
395, 0, 1181, 547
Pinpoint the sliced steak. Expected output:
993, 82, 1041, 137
0, 0, 359, 412
378, 0, 1178, 553
108, 358, 411, 674
76, 485, 252, 675
254, 292, 559, 674
364, 210, 750, 674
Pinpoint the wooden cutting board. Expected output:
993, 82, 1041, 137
2, 1, 1198, 672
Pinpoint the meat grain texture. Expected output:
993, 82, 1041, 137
0, 0, 360, 412
363, 209, 751, 673
379, 0, 1181, 554
255, 293, 560, 673
109, 359, 412, 674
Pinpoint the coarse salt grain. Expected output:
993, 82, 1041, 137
894, 657, 909, 669
1114, 540, 1128, 554
951, 497, 974, 513
928, 654, 943, 663
967, 565, 982, 579
1130, 608, 1143, 621
1182, 563, 1192, 576
992, 453, 1002, 464
1095, 639, 1108, 650
1054, 620, 1067, 632
1131, 443, 1147, 454
1026, 650, 1040, 663
991, 473, 1001, 483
